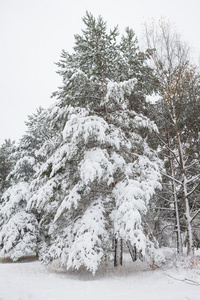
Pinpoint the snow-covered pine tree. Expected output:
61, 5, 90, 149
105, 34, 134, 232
27, 12, 162, 274
0, 182, 39, 261
0, 139, 15, 198
0, 108, 56, 260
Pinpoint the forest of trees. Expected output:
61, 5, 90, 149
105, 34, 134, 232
0, 13, 199, 274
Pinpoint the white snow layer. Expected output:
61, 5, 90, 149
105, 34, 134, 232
0, 254, 199, 300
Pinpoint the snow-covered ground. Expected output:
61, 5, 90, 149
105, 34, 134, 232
0, 252, 200, 300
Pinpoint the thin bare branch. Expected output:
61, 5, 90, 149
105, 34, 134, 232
161, 171, 183, 186
156, 133, 180, 165
186, 181, 200, 198
190, 208, 200, 223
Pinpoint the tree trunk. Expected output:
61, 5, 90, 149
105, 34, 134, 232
173, 116, 193, 254
167, 130, 183, 254
169, 156, 183, 254
174, 188, 183, 254
127, 241, 137, 262
114, 238, 123, 267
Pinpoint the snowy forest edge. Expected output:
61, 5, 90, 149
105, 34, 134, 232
0, 12, 200, 276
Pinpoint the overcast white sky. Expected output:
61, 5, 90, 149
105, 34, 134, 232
0, 0, 200, 145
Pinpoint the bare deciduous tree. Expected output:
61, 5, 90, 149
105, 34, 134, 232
145, 20, 200, 254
